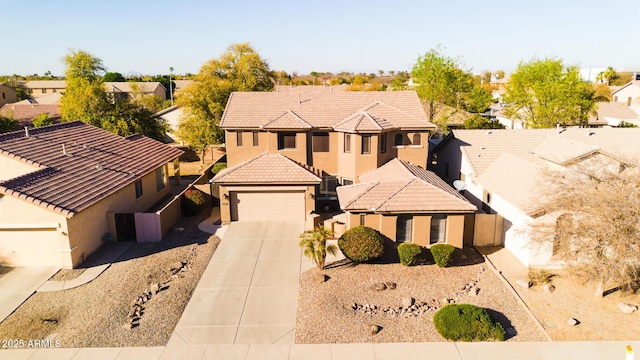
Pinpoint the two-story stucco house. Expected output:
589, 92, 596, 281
212, 90, 477, 247
0, 122, 183, 268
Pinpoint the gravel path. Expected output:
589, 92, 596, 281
296, 250, 548, 343
0, 210, 219, 348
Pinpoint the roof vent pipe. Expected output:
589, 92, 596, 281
24, 127, 29, 138
557, 123, 560, 134
62, 144, 67, 156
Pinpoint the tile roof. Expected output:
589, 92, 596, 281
446, 128, 640, 214
0, 121, 183, 217
451, 128, 640, 177
0, 104, 61, 122
338, 158, 476, 213
589, 102, 639, 126
211, 153, 321, 184
263, 111, 313, 130
104, 82, 165, 94
24, 80, 67, 89
220, 91, 435, 131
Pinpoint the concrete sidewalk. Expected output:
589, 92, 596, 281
2, 341, 638, 359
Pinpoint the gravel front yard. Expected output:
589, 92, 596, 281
296, 249, 548, 343
0, 210, 218, 348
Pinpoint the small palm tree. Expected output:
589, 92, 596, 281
299, 226, 338, 270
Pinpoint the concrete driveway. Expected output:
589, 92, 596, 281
170, 220, 312, 345
0, 266, 58, 323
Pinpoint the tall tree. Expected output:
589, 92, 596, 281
59, 50, 112, 126
103, 72, 125, 82
177, 43, 273, 158
0, 116, 18, 133
502, 58, 595, 128
59, 50, 167, 140
534, 157, 640, 298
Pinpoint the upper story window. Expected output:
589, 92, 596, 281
236, 131, 243, 146
278, 132, 296, 150
361, 135, 371, 154
394, 133, 404, 146
41, 89, 47, 94
1, 93, 5, 99
412, 133, 421, 145
135, 179, 143, 199
156, 166, 167, 192
379, 133, 387, 153
344, 133, 351, 153
312, 132, 329, 152
252, 131, 259, 146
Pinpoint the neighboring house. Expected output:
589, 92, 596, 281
432, 128, 640, 267
589, 102, 640, 127
611, 78, 640, 114
104, 82, 167, 102
490, 103, 525, 130
0, 83, 17, 107
24, 80, 167, 101
172, 80, 194, 91
212, 91, 478, 247
0, 122, 183, 268
13, 92, 62, 105
24, 80, 66, 98
0, 103, 61, 128
156, 105, 183, 143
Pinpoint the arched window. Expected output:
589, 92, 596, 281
394, 133, 403, 146
412, 133, 421, 145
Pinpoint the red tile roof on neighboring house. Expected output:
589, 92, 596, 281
338, 158, 476, 213
0, 104, 61, 127
220, 91, 435, 131
0, 121, 183, 217
211, 153, 322, 184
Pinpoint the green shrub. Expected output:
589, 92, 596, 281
397, 243, 422, 266
211, 162, 227, 175
528, 268, 555, 286
338, 226, 384, 263
430, 244, 455, 267
183, 188, 206, 215
32, 113, 54, 128
434, 304, 506, 341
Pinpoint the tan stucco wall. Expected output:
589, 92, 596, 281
65, 165, 171, 268
311, 131, 339, 174
412, 215, 431, 247
446, 215, 465, 248
0, 156, 40, 181
0, 196, 70, 267
0, 84, 17, 107
218, 184, 316, 224
342, 212, 469, 249
225, 130, 270, 166
338, 133, 357, 181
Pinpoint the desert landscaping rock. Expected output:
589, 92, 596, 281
567, 318, 579, 326
296, 255, 548, 343
385, 282, 397, 290
0, 211, 219, 347
369, 324, 381, 335
617, 302, 638, 314
372, 282, 387, 291
543, 284, 555, 293
401, 297, 414, 308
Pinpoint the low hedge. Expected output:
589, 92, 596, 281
397, 243, 422, 266
430, 244, 455, 267
211, 162, 227, 175
338, 226, 384, 263
434, 304, 506, 341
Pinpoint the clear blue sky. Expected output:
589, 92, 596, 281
2, 0, 639, 77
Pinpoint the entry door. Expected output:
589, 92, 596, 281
396, 215, 413, 243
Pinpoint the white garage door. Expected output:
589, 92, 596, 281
0, 229, 61, 267
232, 191, 305, 221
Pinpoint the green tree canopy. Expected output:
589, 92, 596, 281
0, 116, 18, 134
502, 58, 595, 128
59, 50, 167, 141
103, 72, 125, 82
411, 48, 492, 119
177, 43, 274, 159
